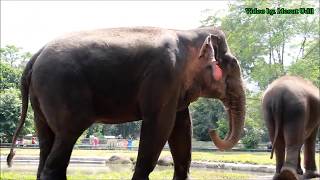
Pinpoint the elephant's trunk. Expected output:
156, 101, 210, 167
209, 78, 246, 150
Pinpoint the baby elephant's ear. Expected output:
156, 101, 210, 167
199, 35, 215, 60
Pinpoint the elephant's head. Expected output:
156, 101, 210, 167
194, 34, 246, 150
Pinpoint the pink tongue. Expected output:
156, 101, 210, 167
213, 64, 222, 81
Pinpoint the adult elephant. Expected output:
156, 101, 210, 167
7, 27, 245, 180
262, 76, 320, 180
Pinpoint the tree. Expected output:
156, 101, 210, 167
106, 121, 141, 139
0, 89, 34, 143
215, 118, 229, 139
288, 40, 320, 87
86, 123, 104, 138
246, 91, 269, 142
0, 45, 32, 68
1, 45, 22, 67
19, 52, 33, 69
0, 45, 35, 143
190, 98, 226, 141
241, 117, 263, 149
201, 0, 319, 90
0, 62, 22, 90
199, 0, 319, 147
85, 121, 141, 139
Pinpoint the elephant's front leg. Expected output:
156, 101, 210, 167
168, 108, 192, 180
304, 127, 320, 179
132, 91, 178, 179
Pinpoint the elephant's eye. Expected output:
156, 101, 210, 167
230, 58, 238, 67
206, 65, 212, 71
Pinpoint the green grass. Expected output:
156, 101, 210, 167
0, 148, 274, 179
1, 169, 254, 180
1, 148, 319, 166
191, 151, 275, 165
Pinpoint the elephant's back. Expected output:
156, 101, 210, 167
262, 76, 318, 109
32, 26, 180, 73
31, 26, 180, 82
265, 76, 318, 97
45, 27, 178, 50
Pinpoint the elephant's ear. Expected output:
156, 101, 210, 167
199, 34, 219, 61
210, 34, 221, 61
199, 35, 215, 60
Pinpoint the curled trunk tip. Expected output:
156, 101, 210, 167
209, 129, 237, 151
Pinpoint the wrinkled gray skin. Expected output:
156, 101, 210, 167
7, 27, 245, 180
262, 76, 320, 180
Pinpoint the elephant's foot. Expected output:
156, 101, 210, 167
277, 167, 300, 180
303, 170, 320, 179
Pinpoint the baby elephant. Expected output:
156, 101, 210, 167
262, 76, 320, 180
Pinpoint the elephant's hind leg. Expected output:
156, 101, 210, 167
279, 104, 305, 180
303, 127, 320, 179
272, 133, 285, 180
31, 97, 55, 180
40, 132, 83, 180
39, 112, 92, 180
35, 117, 54, 180
168, 108, 192, 180
263, 107, 285, 179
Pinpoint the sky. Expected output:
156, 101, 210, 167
1, 1, 229, 53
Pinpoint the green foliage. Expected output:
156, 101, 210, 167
0, 89, 34, 143
0, 62, 22, 90
288, 40, 320, 87
215, 118, 228, 139
85, 121, 141, 139
250, 60, 283, 89
0, 45, 34, 143
200, 0, 319, 147
86, 123, 104, 138
245, 91, 269, 142
203, 0, 319, 90
0, 45, 32, 68
242, 118, 263, 149
0, 89, 20, 142
107, 121, 141, 139
190, 98, 226, 141
1, 45, 22, 66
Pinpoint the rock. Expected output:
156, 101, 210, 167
157, 156, 173, 166
105, 155, 132, 164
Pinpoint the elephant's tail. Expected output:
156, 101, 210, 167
7, 48, 43, 167
270, 123, 278, 159
270, 98, 283, 159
